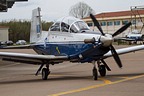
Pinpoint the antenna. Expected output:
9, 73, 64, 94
130, 5, 144, 33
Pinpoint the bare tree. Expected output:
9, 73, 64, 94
69, 2, 95, 18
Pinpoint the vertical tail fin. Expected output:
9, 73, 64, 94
30, 7, 42, 43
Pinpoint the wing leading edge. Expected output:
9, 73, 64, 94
104, 45, 144, 58
0, 52, 68, 64
0, 45, 144, 64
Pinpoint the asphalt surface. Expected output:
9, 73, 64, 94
0, 45, 144, 96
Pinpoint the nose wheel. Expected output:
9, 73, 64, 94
98, 65, 106, 77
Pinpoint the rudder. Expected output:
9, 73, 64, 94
30, 7, 42, 43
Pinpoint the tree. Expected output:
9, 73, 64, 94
69, 2, 95, 18
0, 20, 53, 42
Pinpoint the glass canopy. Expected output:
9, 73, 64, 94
49, 16, 90, 33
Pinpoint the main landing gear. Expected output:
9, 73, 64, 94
35, 64, 50, 80
42, 65, 50, 80
92, 60, 111, 80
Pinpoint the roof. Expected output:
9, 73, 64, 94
84, 10, 144, 19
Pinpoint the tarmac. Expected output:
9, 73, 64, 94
0, 45, 144, 96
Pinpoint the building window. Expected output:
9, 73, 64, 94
107, 21, 113, 26
87, 22, 93, 27
114, 21, 120, 26
122, 20, 129, 25
100, 21, 106, 26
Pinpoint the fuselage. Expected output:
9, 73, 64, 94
30, 16, 112, 63
33, 31, 110, 63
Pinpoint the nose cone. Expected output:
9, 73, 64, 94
100, 34, 113, 47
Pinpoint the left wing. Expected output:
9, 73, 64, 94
104, 45, 144, 58
0, 44, 34, 49
0, 52, 68, 64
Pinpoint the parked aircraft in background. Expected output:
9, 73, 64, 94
126, 32, 144, 41
0, 7, 144, 80
116, 30, 144, 41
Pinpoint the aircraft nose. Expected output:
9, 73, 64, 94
100, 34, 113, 47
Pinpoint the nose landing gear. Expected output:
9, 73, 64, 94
98, 65, 106, 77
92, 60, 108, 80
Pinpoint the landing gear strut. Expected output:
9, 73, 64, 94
92, 61, 98, 80
93, 66, 98, 80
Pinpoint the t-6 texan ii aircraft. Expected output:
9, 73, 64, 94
0, 7, 144, 80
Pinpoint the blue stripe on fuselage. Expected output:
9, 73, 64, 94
33, 42, 109, 62
33, 42, 93, 55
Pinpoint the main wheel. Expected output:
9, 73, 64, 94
93, 67, 98, 80
99, 65, 106, 77
42, 68, 49, 80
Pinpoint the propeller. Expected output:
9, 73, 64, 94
90, 14, 131, 68
112, 22, 132, 37
90, 14, 105, 36
110, 45, 122, 68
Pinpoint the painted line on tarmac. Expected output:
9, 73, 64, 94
48, 74, 144, 96
113, 76, 129, 79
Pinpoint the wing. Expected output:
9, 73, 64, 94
104, 45, 144, 58
0, 52, 68, 65
0, 44, 34, 49
114, 37, 135, 41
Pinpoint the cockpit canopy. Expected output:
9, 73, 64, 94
49, 16, 90, 33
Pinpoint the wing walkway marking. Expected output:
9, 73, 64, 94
48, 74, 144, 96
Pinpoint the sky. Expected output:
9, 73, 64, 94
0, 0, 144, 22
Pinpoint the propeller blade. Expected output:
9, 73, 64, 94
110, 45, 122, 68
101, 59, 111, 71
112, 22, 132, 37
90, 14, 105, 36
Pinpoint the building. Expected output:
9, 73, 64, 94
83, 10, 144, 37
0, 26, 9, 42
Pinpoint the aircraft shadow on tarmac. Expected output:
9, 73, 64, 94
0, 72, 143, 85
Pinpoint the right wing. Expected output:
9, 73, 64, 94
103, 45, 144, 58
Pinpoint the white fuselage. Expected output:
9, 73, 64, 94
38, 31, 101, 44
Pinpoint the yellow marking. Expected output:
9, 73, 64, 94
56, 47, 60, 54
48, 74, 144, 96
99, 78, 112, 84
113, 76, 129, 79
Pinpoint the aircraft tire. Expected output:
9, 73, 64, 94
42, 68, 48, 80
99, 65, 106, 77
93, 67, 98, 80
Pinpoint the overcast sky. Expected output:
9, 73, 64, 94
0, 0, 144, 22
